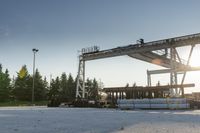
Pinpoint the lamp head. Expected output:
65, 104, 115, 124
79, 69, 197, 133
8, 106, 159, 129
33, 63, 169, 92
32, 48, 39, 52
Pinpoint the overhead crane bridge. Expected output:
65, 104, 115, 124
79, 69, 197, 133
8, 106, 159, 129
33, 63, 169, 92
76, 33, 200, 99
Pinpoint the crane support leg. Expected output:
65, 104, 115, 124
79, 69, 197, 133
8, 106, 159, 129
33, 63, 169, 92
76, 57, 85, 99
170, 47, 178, 97
180, 44, 195, 95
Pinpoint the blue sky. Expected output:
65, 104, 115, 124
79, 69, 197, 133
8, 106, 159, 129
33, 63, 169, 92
1, 0, 200, 93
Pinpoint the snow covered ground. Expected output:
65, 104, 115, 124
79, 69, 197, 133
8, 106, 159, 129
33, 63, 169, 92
0, 107, 200, 133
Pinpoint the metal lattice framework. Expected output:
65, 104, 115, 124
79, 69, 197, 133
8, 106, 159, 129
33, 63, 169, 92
76, 33, 200, 99
76, 56, 85, 98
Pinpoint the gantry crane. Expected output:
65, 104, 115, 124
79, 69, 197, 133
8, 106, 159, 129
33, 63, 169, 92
76, 33, 200, 99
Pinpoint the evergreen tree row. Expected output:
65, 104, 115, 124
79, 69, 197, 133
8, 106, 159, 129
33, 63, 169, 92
0, 64, 11, 101
0, 64, 100, 103
48, 73, 76, 103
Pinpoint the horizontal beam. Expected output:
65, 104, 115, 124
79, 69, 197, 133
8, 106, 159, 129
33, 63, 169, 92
147, 66, 200, 75
82, 33, 200, 61
103, 84, 195, 92
128, 51, 188, 68
128, 53, 171, 68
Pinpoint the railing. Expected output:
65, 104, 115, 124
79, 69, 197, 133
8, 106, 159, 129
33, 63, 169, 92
146, 33, 200, 47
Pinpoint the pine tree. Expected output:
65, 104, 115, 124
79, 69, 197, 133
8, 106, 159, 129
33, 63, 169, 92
67, 74, 76, 100
33, 69, 48, 101
0, 64, 11, 101
48, 77, 61, 106
92, 78, 99, 100
43, 77, 49, 99
48, 77, 60, 100
60, 73, 68, 101
13, 65, 32, 101
86, 78, 99, 100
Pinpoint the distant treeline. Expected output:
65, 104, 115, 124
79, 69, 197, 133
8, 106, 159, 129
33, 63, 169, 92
0, 64, 99, 103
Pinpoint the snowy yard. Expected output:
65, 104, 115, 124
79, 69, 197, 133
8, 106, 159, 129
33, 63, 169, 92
0, 107, 200, 133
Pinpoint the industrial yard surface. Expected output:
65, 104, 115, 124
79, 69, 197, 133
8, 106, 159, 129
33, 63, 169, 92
0, 107, 200, 133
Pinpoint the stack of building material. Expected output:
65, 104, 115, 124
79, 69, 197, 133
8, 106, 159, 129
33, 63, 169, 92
117, 98, 189, 109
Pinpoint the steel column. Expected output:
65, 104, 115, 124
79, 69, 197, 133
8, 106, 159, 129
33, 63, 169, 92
76, 56, 86, 99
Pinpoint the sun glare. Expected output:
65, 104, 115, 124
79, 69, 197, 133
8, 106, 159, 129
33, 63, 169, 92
190, 50, 200, 67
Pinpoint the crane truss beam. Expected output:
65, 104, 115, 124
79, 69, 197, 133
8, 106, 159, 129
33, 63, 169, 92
82, 33, 200, 61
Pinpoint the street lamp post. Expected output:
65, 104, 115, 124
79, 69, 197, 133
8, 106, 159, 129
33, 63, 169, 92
32, 48, 39, 105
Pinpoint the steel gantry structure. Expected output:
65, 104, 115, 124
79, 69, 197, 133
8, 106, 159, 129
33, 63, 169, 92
76, 33, 200, 99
